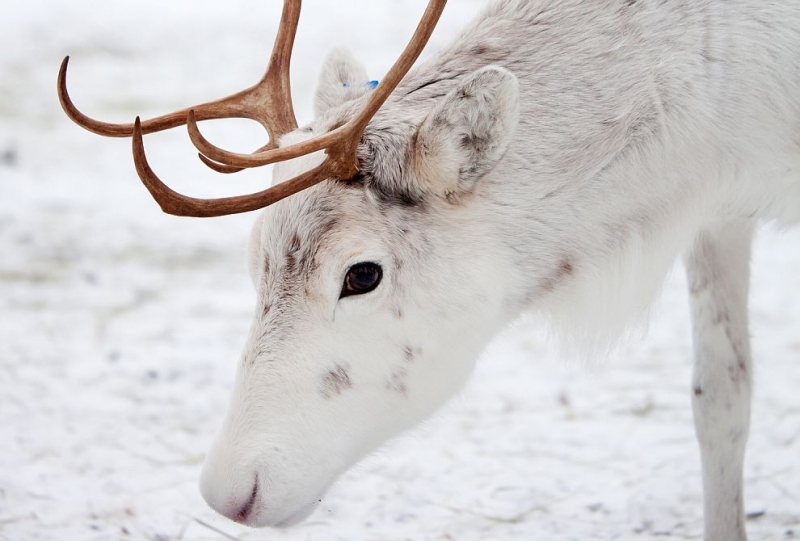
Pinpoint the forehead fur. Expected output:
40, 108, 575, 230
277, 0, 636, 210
260, 107, 429, 259
258, 181, 367, 273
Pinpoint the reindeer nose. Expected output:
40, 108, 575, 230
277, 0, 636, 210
199, 458, 261, 524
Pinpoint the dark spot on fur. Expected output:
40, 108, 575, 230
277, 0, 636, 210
376, 186, 424, 208
394, 308, 404, 319
386, 367, 408, 396
403, 346, 415, 363
538, 258, 576, 293
289, 233, 301, 252
460, 134, 477, 150
711, 308, 730, 326
737, 357, 747, 373
723, 324, 750, 383
285, 252, 297, 272
320, 365, 352, 399
430, 114, 450, 131
727, 362, 744, 384
444, 190, 462, 205
471, 44, 488, 56
693, 386, 703, 397
262, 302, 271, 318
689, 274, 710, 296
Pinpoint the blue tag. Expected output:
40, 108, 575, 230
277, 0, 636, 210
342, 80, 379, 89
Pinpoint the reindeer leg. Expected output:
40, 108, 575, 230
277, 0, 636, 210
685, 220, 755, 541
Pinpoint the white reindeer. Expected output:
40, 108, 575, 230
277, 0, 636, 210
58, 0, 800, 539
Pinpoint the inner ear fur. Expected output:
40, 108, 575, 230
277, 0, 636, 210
412, 65, 519, 202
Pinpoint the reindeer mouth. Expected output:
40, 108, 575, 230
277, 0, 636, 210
228, 476, 321, 529
234, 478, 260, 524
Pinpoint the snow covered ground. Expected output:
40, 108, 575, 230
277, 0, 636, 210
1, 1, 798, 540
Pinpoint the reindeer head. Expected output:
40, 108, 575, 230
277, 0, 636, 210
58, 0, 518, 527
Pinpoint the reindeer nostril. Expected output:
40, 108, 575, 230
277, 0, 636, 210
234, 476, 259, 523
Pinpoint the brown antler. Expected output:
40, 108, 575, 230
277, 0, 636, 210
59, 0, 447, 217
58, 0, 301, 143
133, 118, 339, 217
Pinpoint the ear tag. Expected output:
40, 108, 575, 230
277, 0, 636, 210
342, 80, 380, 89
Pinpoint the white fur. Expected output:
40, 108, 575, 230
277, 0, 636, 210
200, 1, 800, 538
313, 47, 372, 118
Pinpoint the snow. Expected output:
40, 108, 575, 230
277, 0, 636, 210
1, 1, 798, 540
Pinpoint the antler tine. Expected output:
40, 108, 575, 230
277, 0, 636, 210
197, 154, 246, 174
188, 0, 447, 170
57, 0, 301, 141
197, 141, 277, 175
133, 118, 333, 217
58, 56, 258, 137
58, 56, 197, 137
255, 0, 300, 138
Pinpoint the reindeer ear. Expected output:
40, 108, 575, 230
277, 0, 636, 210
314, 47, 372, 117
412, 66, 519, 202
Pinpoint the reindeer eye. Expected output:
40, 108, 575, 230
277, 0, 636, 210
340, 262, 383, 298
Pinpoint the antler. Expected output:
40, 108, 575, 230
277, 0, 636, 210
58, 0, 300, 143
58, 0, 447, 217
